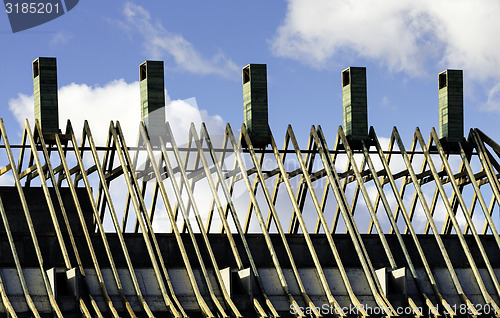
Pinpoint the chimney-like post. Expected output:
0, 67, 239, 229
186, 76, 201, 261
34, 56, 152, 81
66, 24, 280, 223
342, 67, 368, 140
438, 69, 463, 141
140, 61, 166, 144
33, 57, 59, 135
243, 64, 270, 148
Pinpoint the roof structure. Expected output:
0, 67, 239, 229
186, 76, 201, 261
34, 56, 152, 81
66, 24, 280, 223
0, 59, 498, 317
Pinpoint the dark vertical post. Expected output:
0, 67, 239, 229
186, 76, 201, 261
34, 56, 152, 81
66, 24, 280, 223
33, 57, 59, 135
140, 61, 166, 144
243, 64, 270, 148
342, 67, 368, 140
438, 69, 463, 141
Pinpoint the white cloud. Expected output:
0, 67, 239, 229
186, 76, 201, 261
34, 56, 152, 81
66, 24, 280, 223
50, 31, 72, 46
9, 80, 140, 145
120, 2, 239, 79
273, 0, 500, 81
381, 96, 398, 111
8, 80, 228, 233
167, 97, 224, 142
8, 79, 225, 146
481, 83, 500, 112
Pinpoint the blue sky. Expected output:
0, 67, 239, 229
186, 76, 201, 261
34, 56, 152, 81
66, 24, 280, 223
2, 0, 500, 146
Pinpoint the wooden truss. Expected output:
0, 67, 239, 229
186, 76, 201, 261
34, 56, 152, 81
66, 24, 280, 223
0, 119, 498, 317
